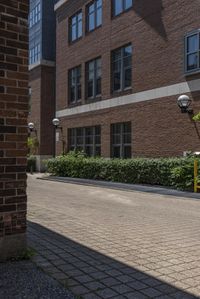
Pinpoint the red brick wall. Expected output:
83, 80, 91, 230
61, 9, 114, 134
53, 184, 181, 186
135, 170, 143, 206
29, 65, 55, 157
55, 0, 200, 157
0, 0, 29, 260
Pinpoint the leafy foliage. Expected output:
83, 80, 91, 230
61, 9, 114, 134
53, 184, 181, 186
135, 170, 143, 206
47, 152, 199, 191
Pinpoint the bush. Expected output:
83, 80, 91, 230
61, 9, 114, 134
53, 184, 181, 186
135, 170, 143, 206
27, 156, 36, 173
46, 152, 199, 191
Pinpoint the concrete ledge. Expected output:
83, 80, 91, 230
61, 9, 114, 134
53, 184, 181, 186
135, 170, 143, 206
39, 176, 200, 201
0, 233, 26, 262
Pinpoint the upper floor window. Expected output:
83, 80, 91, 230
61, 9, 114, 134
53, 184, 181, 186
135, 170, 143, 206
112, 0, 133, 17
111, 122, 132, 159
185, 31, 200, 73
29, 2, 41, 28
112, 44, 132, 92
29, 43, 41, 65
87, 0, 102, 32
69, 66, 82, 104
69, 11, 83, 42
86, 57, 102, 99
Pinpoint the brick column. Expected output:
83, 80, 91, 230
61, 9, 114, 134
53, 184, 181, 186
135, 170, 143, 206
0, 1, 29, 261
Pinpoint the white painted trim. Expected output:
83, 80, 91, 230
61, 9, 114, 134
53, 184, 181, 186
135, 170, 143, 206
56, 79, 200, 118
54, 0, 68, 11
29, 59, 55, 71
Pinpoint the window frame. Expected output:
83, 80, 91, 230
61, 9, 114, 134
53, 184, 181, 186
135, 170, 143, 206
68, 126, 101, 157
69, 10, 83, 43
185, 29, 200, 74
86, 57, 102, 100
29, 43, 41, 65
29, 2, 41, 28
68, 65, 82, 105
86, 0, 102, 33
111, 122, 132, 159
112, 0, 133, 18
111, 44, 132, 93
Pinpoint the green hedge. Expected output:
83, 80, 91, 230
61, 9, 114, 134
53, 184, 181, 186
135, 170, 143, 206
46, 152, 198, 191
27, 156, 36, 173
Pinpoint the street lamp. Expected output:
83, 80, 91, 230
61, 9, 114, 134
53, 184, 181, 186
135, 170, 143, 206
177, 95, 193, 114
28, 122, 37, 133
52, 118, 65, 156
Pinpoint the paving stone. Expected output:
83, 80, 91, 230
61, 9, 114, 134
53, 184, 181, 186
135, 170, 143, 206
84, 281, 105, 291
27, 175, 200, 299
96, 288, 118, 298
111, 284, 132, 294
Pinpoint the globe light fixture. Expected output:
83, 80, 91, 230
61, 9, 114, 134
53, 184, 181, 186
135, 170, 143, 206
177, 95, 193, 114
52, 118, 60, 128
28, 122, 36, 132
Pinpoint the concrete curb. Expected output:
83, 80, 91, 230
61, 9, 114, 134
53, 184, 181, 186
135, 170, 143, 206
38, 175, 200, 201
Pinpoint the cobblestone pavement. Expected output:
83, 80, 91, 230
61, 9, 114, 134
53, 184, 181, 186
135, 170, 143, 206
27, 175, 200, 299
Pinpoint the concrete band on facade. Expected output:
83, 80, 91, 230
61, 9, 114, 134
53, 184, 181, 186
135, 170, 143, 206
56, 79, 200, 118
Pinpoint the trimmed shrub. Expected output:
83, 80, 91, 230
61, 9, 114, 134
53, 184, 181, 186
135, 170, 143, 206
46, 152, 199, 191
27, 156, 36, 173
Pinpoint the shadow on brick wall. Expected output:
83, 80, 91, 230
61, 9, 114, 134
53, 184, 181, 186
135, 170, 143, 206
134, 0, 167, 40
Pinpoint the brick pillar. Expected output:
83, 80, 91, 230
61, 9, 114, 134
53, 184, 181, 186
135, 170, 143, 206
0, 1, 29, 261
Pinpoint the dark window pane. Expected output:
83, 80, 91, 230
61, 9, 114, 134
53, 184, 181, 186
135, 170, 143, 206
96, 78, 101, 95
123, 133, 131, 143
85, 146, 93, 157
187, 34, 198, 53
123, 122, 131, 133
124, 146, 131, 159
124, 68, 132, 88
113, 72, 121, 91
113, 146, 121, 158
88, 81, 94, 97
77, 84, 81, 100
95, 146, 101, 156
187, 53, 198, 70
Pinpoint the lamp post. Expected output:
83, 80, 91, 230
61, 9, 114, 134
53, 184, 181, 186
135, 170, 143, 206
52, 118, 65, 156
177, 95, 193, 114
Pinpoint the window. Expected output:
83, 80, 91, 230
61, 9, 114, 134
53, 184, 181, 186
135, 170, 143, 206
185, 31, 200, 73
69, 11, 82, 42
69, 66, 82, 104
112, 0, 133, 17
112, 44, 132, 92
111, 122, 131, 158
68, 126, 101, 157
87, 0, 102, 32
86, 57, 101, 99
29, 43, 41, 65
29, 2, 41, 28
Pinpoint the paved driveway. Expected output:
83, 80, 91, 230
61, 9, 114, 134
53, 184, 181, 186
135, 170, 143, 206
27, 175, 200, 299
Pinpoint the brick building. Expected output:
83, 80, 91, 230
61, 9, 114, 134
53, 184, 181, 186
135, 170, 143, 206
28, 0, 57, 171
0, 0, 29, 260
54, 0, 200, 158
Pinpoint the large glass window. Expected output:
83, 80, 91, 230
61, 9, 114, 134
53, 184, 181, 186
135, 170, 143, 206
29, 2, 41, 28
69, 66, 82, 104
86, 57, 101, 99
111, 122, 131, 159
68, 126, 101, 157
185, 31, 200, 73
112, 0, 133, 17
112, 44, 132, 92
87, 0, 102, 32
69, 11, 83, 42
29, 43, 41, 65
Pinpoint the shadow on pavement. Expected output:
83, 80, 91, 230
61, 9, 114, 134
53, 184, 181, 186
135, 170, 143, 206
28, 221, 197, 299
